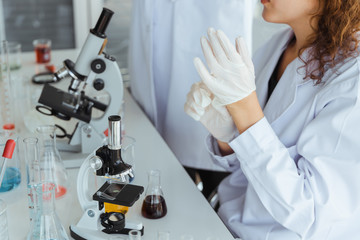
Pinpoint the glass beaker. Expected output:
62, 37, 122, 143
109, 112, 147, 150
157, 231, 170, 240
141, 169, 167, 219
128, 229, 142, 240
33, 39, 51, 64
23, 137, 41, 222
0, 199, 9, 240
0, 40, 16, 131
36, 125, 68, 198
7, 42, 21, 71
0, 130, 21, 192
27, 182, 69, 240
180, 234, 194, 240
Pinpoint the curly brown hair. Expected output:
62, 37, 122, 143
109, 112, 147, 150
301, 0, 360, 84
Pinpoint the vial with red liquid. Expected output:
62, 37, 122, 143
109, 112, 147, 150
33, 39, 51, 63
141, 169, 167, 219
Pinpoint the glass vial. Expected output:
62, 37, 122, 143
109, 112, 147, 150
141, 169, 167, 219
36, 125, 68, 198
27, 182, 69, 240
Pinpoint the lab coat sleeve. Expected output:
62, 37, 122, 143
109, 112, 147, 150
205, 134, 241, 172
229, 77, 360, 238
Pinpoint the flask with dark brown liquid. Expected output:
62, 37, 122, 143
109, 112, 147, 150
141, 170, 167, 219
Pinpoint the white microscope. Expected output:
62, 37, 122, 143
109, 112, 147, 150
70, 115, 144, 239
36, 8, 123, 165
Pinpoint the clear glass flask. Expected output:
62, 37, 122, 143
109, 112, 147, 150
23, 137, 41, 222
141, 169, 167, 219
27, 182, 69, 240
36, 125, 68, 198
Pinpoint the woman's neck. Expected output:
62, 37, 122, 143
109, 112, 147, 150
289, 17, 316, 53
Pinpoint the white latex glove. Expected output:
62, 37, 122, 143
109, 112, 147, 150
184, 82, 237, 142
194, 28, 256, 107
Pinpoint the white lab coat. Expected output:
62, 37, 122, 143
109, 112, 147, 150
129, 0, 255, 170
207, 27, 360, 239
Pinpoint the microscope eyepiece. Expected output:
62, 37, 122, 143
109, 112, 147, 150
91, 8, 114, 38
108, 115, 121, 150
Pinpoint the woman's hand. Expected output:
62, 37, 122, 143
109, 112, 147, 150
184, 82, 237, 143
194, 28, 256, 108
195, 28, 264, 134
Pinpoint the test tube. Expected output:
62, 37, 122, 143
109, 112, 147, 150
0, 40, 16, 130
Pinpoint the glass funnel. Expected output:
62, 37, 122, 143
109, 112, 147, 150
27, 182, 69, 240
36, 125, 68, 198
141, 169, 167, 219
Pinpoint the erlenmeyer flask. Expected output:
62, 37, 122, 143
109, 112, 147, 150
27, 182, 69, 240
36, 125, 68, 198
141, 169, 167, 219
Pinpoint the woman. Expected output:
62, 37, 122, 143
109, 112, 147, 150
129, 0, 256, 198
185, 0, 360, 239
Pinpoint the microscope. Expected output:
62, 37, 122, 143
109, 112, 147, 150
70, 115, 144, 239
36, 8, 124, 157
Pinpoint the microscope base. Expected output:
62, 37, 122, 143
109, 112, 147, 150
70, 207, 144, 240
69, 225, 144, 240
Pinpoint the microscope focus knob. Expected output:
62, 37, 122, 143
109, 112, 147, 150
91, 59, 106, 74
89, 155, 103, 170
93, 78, 105, 91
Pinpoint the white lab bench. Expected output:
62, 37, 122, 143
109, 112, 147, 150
0, 49, 235, 240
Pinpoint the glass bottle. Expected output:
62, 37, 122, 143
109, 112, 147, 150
23, 137, 40, 222
141, 169, 167, 219
27, 182, 69, 240
36, 125, 68, 198
0, 129, 21, 192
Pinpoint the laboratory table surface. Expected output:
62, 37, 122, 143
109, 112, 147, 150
0, 49, 235, 240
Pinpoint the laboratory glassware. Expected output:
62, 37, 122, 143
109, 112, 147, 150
27, 182, 69, 240
179, 234, 195, 240
0, 40, 16, 130
157, 231, 170, 240
0, 139, 16, 240
36, 125, 69, 198
0, 131, 21, 192
128, 229, 142, 240
141, 169, 167, 219
33, 39, 51, 63
0, 199, 9, 240
0, 139, 16, 185
23, 137, 41, 222
7, 41, 21, 70
121, 135, 136, 182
